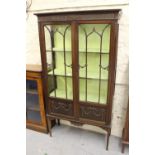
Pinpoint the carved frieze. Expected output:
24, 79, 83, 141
80, 105, 106, 121
50, 99, 73, 116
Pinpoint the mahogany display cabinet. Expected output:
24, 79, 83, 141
26, 65, 48, 132
35, 9, 120, 150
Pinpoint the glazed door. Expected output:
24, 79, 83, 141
77, 22, 112, 123
26, 77, 46, 128
44, 24, 74, 117
26, 79, 42, 124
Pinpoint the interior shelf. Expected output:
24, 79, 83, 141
48, 68, 72, 76
50, 89, 73, 100
26, 93, 40, 111
49, 88, 106, 104
26, 89, 38, 95
46, 47, 109, 54
48, 68, 108, 80
79, 70, 108, 80
26, 105, 40, 112
80, 91, 107, 104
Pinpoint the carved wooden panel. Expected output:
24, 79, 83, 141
49, 98, 73, 116
36, 10, 120, 22
80, 104, 106, 122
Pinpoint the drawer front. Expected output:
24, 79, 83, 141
48, 98, 74, 116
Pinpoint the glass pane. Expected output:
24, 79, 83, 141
26, 111, 41, 123
26, 93, 40, 111
79, 79, 108, 103
44, 24, 73, 99
78, 24, 111, 104
26, 80, 38, 93
26, 79, 40, 111
26, 79, 41, 123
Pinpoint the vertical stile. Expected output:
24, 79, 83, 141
63, 27, 67, 99
63, 26, 70, 99
85, 35, 88, 102
98, 24, 109, 104
72, 22, 79, 119
98, 35, 103, 103
51, 28, 57, 97
50, 27, 56, 97
106, 23, 118, 124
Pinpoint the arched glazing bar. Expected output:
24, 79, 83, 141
45, 25, 71, 99
45, 25, 56, 97
79, 24, 110, 103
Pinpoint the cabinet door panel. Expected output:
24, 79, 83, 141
78, 24, 111, 105
49, 98, 74, 117
44, 24, 73, 100
26, 93, 40, 111
26, 79, 41, 124
27, 111, 41, 124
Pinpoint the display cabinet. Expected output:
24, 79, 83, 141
35, 10, 120, 150
26, 65, 47, 132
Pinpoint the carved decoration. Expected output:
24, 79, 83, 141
37, 11, 120, 22
50, 99, 73, 116
80, 105, 106, 121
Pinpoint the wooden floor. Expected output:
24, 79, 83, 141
26, 124, 129, 155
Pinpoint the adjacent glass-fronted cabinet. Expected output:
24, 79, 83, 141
36, 10, 120, 150
26, 65, 47, 132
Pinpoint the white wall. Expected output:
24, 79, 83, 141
26, 0, 129, 137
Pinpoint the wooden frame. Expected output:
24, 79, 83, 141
35, 9, 120, 150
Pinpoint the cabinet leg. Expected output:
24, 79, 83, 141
106, 132, 110, 151
57, 119, 60, 125
47, 117, 52, 137
122, 144, 125, 153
